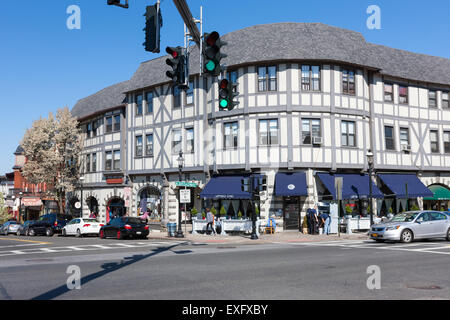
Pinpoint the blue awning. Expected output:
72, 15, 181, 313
378, 174, 433, 198
200, 176, 252, 199
316, 173, 384, 200
274, 172, 308, 197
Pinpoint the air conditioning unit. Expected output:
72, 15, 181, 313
312, 136, 323, 145
401, 144, 411, 152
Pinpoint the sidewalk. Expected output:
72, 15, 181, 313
147, 224, 368, 244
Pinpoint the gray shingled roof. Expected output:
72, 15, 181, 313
71, 80, 130, 120
72, 22, 450, 119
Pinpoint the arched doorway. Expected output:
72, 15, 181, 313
137, 186, 161, 222
86, 197, 99, 219
106, 197, 125, 223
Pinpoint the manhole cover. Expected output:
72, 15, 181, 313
406, 285, 442, 290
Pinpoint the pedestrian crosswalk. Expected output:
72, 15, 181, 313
0, 241, 187, 257
286, 240, 450, 255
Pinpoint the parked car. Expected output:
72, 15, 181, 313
1, 221, 20, 235
62, 218, 104, 237
38, 213, 72, 236
23, 221, 51, 236
370, 211, 450, 243
99, 217, 149, 240
16, 220, 37, 236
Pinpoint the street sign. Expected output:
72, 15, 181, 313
176, 181, 198, 188
180, 189, 191, 203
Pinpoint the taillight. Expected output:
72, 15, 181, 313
144, 226, 149, 230
100, 224, 104, 227
124, 224, 132, 230
54, 222, 57, 226
83, 224, 91, 228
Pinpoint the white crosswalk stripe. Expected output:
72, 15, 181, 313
0, 241, 186, 257
286, 239, 450, 255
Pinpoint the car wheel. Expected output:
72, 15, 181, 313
446, 228, 450, 241
400, 229, 413, 243
16, 230, 21, 236
99, 230, 105, 239
46, 228, 54, 237
62, 229, 67, 237
76, 229, 82, 238
28, 229, 35, 236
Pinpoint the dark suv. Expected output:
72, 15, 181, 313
38, 213, 73, 236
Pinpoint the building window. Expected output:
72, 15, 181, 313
227, 70, 238, 93
259, 119, 278, 145
430, 130, 439, 153
341, 121, 356, 147
105, 151, 112, 171
258, 66, 277, 92
106, 116, 113, 133
444, 131, 450, 153
136, 135, 143, 157
186, 128, 194, 153
185, 81, 194, 105
301, 65, 320, 91
86, 154, 91, 173
172, 129, 182, 154
224, 122, 238, 149
442, 92, 449, 109
302, 119, 321, 145
342, 69, 355, 95
92, 153, 97, 172
146, 91, 154, 114
173, 86, 181, 108
113, 115, 121, 132
146, 134, 154, 157
113, 150, 121, 170
136, 94, 143, 116
399, 85, 408, 104
384, 83, 393, 102
400, 127, 410, 147
92, 120, 98, 137
429, 90, 437, 108
385, 126, 395, 151
86, 123, 92, 138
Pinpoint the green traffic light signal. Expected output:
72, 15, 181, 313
220, 99, 229, 108
205, 60, 216, 72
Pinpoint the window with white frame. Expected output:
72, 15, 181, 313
146, 134, 153, 157
146, 91, 154, 113
400, 127, 410, 147
399, 85, 408, 104
185, 81, 194, 105
302, 119, 321, 145
186, 128, 194, 153
442, 92, 449, 109
341, 121, 356, 147
385, 126, 395, 150
259, 119, 278, 145
444, 131, 450, 153
301, 65, 320, 91
429, 90, 437, 108
430, 130, 439, 153
384, 83, 393, 102
342, 69, 355, 95
172, 129, 182, 154
224, 122, 238, 149
136, 94, 143, 116
258, 66, 277, 92
135, 135, 143, 157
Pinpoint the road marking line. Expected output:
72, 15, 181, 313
0, 243, 44, 249
412, 246, 450, 251
0, 238, 52, 245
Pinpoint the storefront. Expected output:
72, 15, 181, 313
137, 185, 162, 221
106, 197, 125, 223
377, 174, 433, 214
423, 184, 450, 211
21, 197, 43, 221
274, 172, 308, 231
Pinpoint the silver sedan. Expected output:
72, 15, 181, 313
370, 211, 450, 243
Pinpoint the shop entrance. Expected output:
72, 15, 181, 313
283, 197, 302, 230
107, 198, 125, 223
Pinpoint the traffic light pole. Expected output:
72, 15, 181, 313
250, 177, 258, 240
173, 0, 201, 47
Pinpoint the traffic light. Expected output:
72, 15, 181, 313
202, 31, 227, 76
218, 79, 238, 111
241, 177, 251, 193
107, 0, 120, 5
165, 46, 186, 87
143, 4, 162, 53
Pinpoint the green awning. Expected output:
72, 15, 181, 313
424, 185, 450, 201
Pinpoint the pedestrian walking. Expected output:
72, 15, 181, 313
206, 208, 216, 235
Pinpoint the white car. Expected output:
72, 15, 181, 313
62, 218, 104, 237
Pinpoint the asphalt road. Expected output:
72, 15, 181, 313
0, 235, 449, 300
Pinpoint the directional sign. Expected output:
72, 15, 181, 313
180, 189, 191, 204
176, 181, 198, 188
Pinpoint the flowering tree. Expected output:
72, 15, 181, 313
0, 192, 11, 224
21, 107, 82, 214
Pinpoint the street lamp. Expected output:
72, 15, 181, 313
19, 192, 23, 222
80, 176, 85, 218
176, 151, 185, 238
366, 150, 374, 226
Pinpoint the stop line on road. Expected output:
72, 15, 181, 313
0, 241, 187, 257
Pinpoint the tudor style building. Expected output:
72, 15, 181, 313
71, 23, 450, 231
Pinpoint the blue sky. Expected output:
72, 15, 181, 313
0, 0, 449, 174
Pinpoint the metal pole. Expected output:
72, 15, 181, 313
176, 154, 184, 238
405, 183, 409, 212
369, 164, 373, 226
172, 0, 201, 46
251, 176, 258, 240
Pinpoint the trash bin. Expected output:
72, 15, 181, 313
167, 223, 177, 237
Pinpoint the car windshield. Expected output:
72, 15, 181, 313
390, 212, 420, 222
83, 219, 98, 223
126, 218, 144, 225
